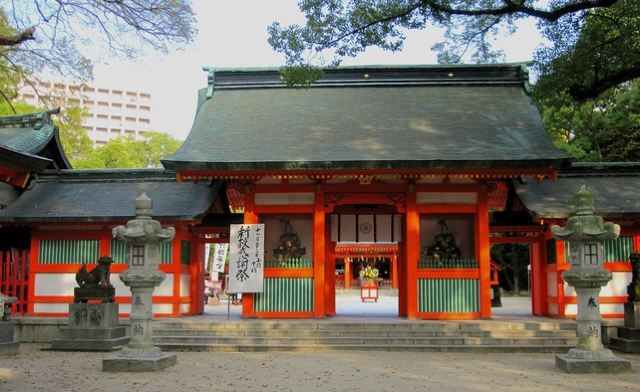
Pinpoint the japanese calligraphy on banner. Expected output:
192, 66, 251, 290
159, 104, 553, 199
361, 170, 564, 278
229, 224, 265, 293
212, 243, 228, 273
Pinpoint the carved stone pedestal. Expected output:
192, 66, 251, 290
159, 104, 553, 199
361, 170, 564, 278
50, 303, 128, 351
0, 321, 19, 355
610, 302, 640, 353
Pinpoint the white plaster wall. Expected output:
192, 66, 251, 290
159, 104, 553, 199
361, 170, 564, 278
152, 304, 173, 314
547, 272, 557, 296
358, 214, 375, 242
109, 273, 173, 297
565, 304, 577, 316
564, 283, 576, 297
601, 303, 624, 315
179, 303, 191, 314
255, 192, 314, 205
34, 273, 76, 296
180, 274, 191, 297
376, 215, 392, 242
416, 192, 477, 204
601, 271, 632, 296
33, 303, 70, 313
548, 303, 558, 315
339, 215, 356, 242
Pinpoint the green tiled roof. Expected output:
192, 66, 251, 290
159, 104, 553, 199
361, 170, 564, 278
163, 64, 569, 171
0, 170, 221, 222
516, 163, 640, 218
0, 109, 70, 170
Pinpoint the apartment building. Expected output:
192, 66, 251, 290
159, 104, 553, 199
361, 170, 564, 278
18, 80, 153, 146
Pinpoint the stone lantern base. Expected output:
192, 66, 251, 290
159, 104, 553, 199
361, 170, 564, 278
0, 320, 19, 355
102, 347, 176, 372
555, 350, 631, 373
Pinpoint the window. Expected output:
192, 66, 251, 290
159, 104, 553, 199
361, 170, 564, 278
584, 243, 599, 265
132, 245, 145, 266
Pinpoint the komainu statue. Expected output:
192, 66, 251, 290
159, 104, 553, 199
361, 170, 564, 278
74, 256, 115, 303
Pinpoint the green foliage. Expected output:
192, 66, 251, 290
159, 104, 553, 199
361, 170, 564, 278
536, 83, 640, 162
54, 103, 93, 166
534, 0, 640, 101
268, 0, 636, 98
279, 65, 324, 87
74, 131, 182, 169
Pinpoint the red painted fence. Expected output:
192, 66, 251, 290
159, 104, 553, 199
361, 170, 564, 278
1, 250, 29, 315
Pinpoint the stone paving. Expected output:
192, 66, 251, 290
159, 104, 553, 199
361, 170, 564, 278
1, 293, 638, 391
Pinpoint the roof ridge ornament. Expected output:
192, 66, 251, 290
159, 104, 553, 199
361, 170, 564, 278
202, 66, 215, 99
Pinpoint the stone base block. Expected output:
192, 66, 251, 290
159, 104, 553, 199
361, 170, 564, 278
555, 353, 632, 373
0, 340, 19, 355
50, 325, 129, 351
609, 327, 640, 353
50, 336, 129, 351
624, 302, 640, 328
102, 352, 177, 372
0, 320, 15, 343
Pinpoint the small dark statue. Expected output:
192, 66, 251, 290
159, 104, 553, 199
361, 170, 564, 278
273, 219, 306, 264
74, 256, 115, 303
423, 220, 462, 260
628, 253, 640, 302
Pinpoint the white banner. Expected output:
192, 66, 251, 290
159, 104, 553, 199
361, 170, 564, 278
229, 224, 265, 293
212, 243, 228, 273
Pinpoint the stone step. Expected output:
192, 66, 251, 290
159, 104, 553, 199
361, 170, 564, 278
154, 321, 576, 332
617, 327, 640, 340
152, 327, 577, 339
155, 342, 574, 353
609, 336, 640, 353
153, 335, 576, 346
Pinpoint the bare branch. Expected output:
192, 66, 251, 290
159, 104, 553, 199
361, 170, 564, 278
0, 26, 35, 47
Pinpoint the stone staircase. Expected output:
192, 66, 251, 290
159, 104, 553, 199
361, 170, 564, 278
152, 320, 577, 353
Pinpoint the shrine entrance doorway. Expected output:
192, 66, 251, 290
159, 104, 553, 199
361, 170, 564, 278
332, 242, 400, 317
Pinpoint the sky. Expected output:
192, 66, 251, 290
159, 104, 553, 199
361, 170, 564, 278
91, 0, 544, 141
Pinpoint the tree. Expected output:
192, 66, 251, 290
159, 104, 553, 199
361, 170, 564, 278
268, 0, 638, 100
74, 131, 182, 169
536, 81, 640, 161
0, 1, 195, 89
491, 243, 529, 294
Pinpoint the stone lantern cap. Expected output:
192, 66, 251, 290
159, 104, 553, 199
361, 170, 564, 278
112, 193, 175, 244
551, 185, 619, 242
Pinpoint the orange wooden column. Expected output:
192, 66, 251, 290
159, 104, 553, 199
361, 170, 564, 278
324, 238, 335, 316
555, 239, 568, 317
405, 184, 419, 318
391, 254, 398, 289
190, 240, 205, 315
27, 231, 40, 314
344, 258, 351, 289
477, 185, 491, 318
242, 185, 257, 318
313, 185, 326, 317
530, 236, 548, 316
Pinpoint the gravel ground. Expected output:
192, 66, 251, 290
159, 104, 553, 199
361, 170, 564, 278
1, 344, 639, 392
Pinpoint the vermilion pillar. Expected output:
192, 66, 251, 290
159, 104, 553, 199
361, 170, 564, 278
313, 185, 326, 317
477, 185, 491, 318
531, 237, 547, 316
242, 185, 257, 318
324, 238, 335, 316
344, 258, 351, 289
405, 184, 419, 318
391, 255, 398, 289
556, 239, 568, 317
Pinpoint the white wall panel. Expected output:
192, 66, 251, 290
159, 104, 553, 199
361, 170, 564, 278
34, 274, 76, 296
180, 274, 191, 297
417, 192, 476, 204
255, 193, 314, 205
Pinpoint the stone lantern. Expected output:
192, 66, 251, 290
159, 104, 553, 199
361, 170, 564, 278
103, 193, 176, 372
551, 185, 630, 373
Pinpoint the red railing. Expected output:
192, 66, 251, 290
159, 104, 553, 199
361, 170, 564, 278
1, 250, 29, 315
